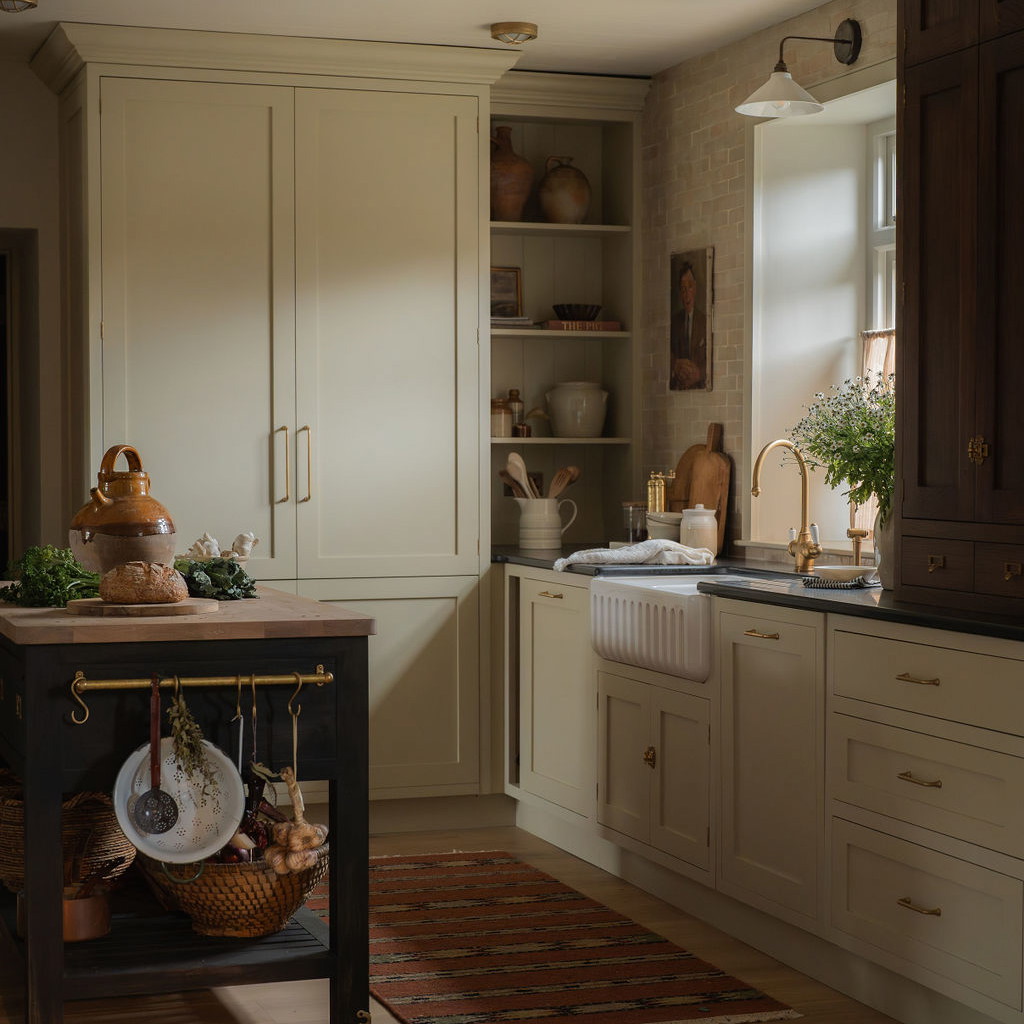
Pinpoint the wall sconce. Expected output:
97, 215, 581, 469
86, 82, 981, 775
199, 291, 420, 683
0, 0, 37, 10
490, 22, 538, 45
736, 18, 862, 118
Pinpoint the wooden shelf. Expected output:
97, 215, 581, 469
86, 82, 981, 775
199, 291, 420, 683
491, 221, 631, 238
491, 328, 630, 339
491, 437, 630, 445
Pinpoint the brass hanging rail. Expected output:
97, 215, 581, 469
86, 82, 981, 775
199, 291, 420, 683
69, 666, 333, 725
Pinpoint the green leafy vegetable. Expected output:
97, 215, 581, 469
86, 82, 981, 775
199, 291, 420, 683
0, 546, 100, 607
173, 557, 258, 601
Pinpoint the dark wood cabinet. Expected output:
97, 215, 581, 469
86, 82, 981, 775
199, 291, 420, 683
902, 0, 978, 65
897, 20, 1024, 613
981, 0, 1024, 40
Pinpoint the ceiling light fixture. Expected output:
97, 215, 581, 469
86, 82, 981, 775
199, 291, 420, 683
736, 18, 862, 118
490, 22, 538, 45
0, 0, 37, 11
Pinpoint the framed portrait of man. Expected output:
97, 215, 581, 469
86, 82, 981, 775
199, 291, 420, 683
669, 248, 714, 392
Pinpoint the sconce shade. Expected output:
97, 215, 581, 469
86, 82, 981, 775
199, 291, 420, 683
735, 71, 824, 118
491, 22, 538, 44
0, 0, 37, 10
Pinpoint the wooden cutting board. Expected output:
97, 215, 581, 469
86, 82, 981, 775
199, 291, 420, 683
66, 598, 220, 617
666, 423, 731, 553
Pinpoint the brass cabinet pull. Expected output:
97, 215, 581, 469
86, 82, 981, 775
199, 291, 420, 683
297, 425, 312, 503
897, 896, 941, 917
538, 591, 564, 600
895, 671, 940, 687
14, 694, 22, 721
274, 425, 290, 504
642, 745, 657, 769
967, 435, 990, 465
897, 770, 942, 789
1004, 562, 1022, 582
927, 554, 945, 573
744, 629, 780, 640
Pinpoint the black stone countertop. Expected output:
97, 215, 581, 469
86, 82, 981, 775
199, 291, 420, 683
494, 545, 1024, 644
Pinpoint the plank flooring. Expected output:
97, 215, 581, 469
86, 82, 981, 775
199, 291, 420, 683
0, 824, 898, 1024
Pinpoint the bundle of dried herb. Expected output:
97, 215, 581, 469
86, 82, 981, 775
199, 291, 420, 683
166, 690, 219, 798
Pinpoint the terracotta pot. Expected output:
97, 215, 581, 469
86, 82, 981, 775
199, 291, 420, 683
69, 444, 177, 573
538, 156, 591, 224
490, 126, 534, 222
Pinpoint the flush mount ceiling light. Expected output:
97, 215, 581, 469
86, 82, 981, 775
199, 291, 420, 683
736, 18, 862, 118
490, 22, 538, 45
0, 0, 37, 11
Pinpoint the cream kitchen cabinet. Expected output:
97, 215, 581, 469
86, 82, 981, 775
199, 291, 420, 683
717, 600, 825, 929
597, 665, 711, 878
510, 568, 595, 817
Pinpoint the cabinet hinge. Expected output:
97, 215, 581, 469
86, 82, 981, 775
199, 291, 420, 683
968, 435, 990, 465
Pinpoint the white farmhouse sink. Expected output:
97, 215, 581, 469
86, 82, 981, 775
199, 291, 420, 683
590, 575, 745, 681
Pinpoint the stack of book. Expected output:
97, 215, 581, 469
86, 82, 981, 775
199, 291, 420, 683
490, 315, 534, 328
542, 319, 623, 331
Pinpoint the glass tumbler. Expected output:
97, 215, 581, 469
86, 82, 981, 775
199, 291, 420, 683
622, 501, 648, 544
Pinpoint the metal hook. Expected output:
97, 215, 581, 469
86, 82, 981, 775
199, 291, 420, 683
288, 671, 303, 718
230, 674, 243, 722
70, 671, 90, 725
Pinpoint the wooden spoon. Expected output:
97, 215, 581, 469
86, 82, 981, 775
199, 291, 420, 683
498, 469, 529, 498
506, 452, 539, 497
548, 465, 581, 499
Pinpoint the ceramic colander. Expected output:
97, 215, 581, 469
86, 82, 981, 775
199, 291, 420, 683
113, 738, 245, 864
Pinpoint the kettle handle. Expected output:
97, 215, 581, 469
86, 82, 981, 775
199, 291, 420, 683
98, 444, 144, 477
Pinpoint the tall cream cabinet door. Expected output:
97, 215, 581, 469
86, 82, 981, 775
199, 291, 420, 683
717, 603, 824, 929
298, 576, 479, 798
99, 78, 297, 579
294, 89, 481, 579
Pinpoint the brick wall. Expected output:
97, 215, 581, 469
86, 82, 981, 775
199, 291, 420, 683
640, 0, 896, 545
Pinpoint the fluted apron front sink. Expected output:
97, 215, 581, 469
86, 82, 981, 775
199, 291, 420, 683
590, 575, 744, 681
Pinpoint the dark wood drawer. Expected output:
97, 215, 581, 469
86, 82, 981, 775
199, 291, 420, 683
975, 542, 1024, 597
901, 537, 974, 590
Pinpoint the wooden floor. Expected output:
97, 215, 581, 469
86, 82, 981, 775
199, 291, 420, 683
1, 824, 897, 1024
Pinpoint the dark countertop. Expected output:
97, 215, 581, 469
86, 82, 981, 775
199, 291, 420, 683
494, 546, 1024, 643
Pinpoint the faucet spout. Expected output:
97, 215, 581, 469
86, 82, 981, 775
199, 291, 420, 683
751, 438, 822, 574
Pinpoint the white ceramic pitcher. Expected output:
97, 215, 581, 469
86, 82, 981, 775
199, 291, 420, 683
515, 497, 578, 550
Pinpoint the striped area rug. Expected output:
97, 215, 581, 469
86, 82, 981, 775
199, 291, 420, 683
311, 851, 801, 1024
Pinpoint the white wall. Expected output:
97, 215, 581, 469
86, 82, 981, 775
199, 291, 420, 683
0, 60, 62, 546
750, 122, 866, 546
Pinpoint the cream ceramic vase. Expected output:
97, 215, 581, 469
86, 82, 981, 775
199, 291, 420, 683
545, 381, 608, 438
874, 510, 894, 590
515, 497, 578, 551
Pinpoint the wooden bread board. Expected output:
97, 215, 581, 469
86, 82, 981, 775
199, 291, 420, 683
66, 598, 220, 617
666, 422, 731, 553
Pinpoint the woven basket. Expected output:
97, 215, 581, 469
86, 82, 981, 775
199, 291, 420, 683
137, 846, 329, 938
0, 787, 136, 893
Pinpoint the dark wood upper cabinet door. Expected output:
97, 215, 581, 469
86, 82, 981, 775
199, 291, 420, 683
981, 0, 1024, 40
899, 50, 979, 522
903, 0, 979, 65
975, 32, 1024, 523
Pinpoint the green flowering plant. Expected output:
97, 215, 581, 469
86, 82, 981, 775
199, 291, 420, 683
789, 372, 896, 525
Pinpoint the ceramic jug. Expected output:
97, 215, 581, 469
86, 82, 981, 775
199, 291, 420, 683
490, 126, 534, 222
538, 156, 591, 224
545, 381, 608, 438
69, 444, 177, 573
515, 497, 578, 551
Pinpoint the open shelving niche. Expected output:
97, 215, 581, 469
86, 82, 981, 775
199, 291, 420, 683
489, 72, 649, 547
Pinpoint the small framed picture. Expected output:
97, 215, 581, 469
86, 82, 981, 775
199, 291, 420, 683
669, 248, 714, 391
490, 266, 523, 318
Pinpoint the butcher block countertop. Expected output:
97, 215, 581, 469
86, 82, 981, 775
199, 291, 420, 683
0, 585, 377, 645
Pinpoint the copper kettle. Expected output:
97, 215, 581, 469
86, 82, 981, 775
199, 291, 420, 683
69, 445, 177, 573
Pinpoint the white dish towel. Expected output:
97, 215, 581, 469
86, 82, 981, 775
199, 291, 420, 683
553, 539, 714, 572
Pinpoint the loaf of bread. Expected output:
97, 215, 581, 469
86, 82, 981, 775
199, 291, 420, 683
99, 561, 189, 604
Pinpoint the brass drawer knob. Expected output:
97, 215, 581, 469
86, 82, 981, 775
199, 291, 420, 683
1004, 562, 1022, 583
927, 555, 945, 573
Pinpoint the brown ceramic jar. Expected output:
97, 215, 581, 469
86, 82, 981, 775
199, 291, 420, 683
490, 126, 534, 222
68, 445, 177, 573
538, 156, 591, 225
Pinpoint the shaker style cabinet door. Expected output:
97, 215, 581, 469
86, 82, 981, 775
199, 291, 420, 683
294, 88, 481, 579
99, 78, 298, 580
901, 0, 979, 65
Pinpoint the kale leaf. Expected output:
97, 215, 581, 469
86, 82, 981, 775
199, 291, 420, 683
173, 557, 259, 601
1, 546, 100, 607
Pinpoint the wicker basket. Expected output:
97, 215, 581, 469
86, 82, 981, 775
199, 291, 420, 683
137, 846, 329, 938
0, 787, 136, 893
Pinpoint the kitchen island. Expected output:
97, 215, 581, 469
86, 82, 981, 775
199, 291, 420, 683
0, 586, 375, 1024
